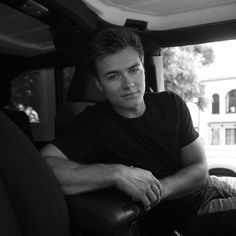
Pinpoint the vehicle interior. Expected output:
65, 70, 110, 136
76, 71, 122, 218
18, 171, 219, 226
1, 0, 236, 235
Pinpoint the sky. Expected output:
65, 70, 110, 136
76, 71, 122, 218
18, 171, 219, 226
197, 39, 236, 80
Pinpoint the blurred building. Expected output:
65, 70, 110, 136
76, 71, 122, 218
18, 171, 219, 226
188, 76, 236, 145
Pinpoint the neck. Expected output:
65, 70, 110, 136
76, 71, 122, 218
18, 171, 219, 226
113, 101, 146, 119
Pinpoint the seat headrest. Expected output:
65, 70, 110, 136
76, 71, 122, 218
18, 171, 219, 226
67, 67, 105, 103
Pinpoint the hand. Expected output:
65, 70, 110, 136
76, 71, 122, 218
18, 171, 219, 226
115, 165, 162, 211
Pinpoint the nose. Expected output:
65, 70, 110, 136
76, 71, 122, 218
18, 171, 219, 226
122, 73, 134, 90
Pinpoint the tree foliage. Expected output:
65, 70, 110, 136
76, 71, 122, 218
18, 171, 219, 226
9, 72, 40, 122
163, 45, 215, 110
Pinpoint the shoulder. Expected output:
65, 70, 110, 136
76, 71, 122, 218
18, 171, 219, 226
81, 100, 110, 117
71, 100, 110, 125
145, 90, 178, 99
145, 91, 183, 106
145, 91, 188, 118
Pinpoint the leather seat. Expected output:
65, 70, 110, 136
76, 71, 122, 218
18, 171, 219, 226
55, 63, 105, 135
0, 110, 144, 236
0, 111, 71, 236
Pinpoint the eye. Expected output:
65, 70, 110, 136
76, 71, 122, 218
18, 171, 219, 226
129, 67, 140, 74
107, 73, 121, 80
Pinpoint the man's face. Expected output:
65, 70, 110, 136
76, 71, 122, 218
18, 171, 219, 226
95, 46, 146, 117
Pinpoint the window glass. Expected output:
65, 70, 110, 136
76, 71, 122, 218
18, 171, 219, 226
226, 89, 236, 113
9, 69, 56, 142
226, 129, 236, 145
212, 93, 219, 114
211, 128, 220, 145
10, 71, 40, 123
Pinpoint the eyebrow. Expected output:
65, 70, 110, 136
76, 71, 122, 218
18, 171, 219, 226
103, 62, 141, 77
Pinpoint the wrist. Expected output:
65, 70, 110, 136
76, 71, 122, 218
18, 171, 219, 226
110, 164, 126, 189
159, 178, 168, 201
101, 163, 124, 188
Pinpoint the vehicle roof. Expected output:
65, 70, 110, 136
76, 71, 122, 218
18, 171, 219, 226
83, 0, 236, 31
0, 0, 236, 60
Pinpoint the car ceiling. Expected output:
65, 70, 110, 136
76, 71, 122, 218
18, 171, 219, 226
82, 0, 236, 30
0, 3, 54, 56
0, 0, 236, 58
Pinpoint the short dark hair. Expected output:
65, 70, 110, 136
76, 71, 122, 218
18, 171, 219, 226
89, 27, 144, 78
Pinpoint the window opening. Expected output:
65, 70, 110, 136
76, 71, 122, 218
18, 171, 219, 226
226, 89, 236, 113
10, 71, 40, 123
211, 128, 220, 145
212, 93, 219, 114
162, 40, 236, 172
226, 128, 236, 145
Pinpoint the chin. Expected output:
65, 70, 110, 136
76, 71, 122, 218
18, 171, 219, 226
123, 100, 143, 109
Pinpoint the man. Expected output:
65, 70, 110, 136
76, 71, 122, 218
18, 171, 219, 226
41, 28, 236, 235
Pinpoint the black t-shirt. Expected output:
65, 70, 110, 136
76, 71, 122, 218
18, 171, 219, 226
53, 91, 199, 179
53, 91, 204, 226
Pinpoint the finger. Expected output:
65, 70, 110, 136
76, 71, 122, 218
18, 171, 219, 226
153, 177, 161, 190
150, 184, 161, 205
146, 188, 158, 207
153, 178, 162, 197
142, 195, 151, 211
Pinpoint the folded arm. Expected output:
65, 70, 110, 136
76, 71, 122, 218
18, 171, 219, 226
41, 144, 161, 211
41, 144, 120, 194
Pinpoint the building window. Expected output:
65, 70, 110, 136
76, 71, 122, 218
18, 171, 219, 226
226, 89, 236, 113
226, 128, 236, 145
212, 93, 219, 114
211, 128, 220, 145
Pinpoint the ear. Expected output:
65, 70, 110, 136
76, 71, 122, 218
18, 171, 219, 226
95, 79, 103, 91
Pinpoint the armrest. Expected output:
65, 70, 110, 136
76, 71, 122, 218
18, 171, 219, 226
65, 188, 147, 235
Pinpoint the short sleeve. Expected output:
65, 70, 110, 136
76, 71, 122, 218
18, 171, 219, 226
174, 93, 199, 147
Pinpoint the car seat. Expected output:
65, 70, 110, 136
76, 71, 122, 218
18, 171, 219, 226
55, 64, 105, 135
0, 110, 144, 236
0, 111, 70, 236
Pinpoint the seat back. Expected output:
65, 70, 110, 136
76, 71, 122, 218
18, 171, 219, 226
1, 108, 33, 140
56, 65, 105, 135
67, 66, 105, 104
0, 111, 71, 236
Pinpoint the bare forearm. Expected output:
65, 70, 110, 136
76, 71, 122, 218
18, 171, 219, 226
44, 155, 161, 211
45, 156, 118, 195
160, 162, 208, 201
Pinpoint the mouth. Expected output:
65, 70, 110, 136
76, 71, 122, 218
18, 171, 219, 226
120, 91, 139, 98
